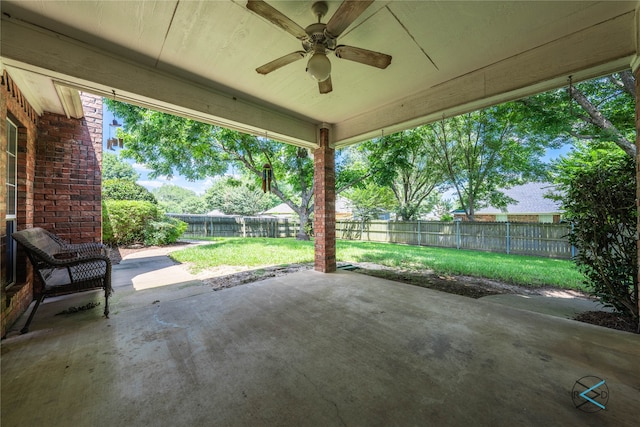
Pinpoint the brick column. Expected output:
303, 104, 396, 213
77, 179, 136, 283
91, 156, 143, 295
314, 126, 336, 273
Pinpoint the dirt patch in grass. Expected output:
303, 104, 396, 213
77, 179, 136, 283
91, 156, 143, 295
348, 263, 522, 299
202, 263, 314, 291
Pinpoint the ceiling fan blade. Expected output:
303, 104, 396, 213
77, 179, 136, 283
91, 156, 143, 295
319, 76, 333, 94
335, 45, 391, 69
325, 0, 374, 38
247, 0, 308, 40
256, 51, 306, 75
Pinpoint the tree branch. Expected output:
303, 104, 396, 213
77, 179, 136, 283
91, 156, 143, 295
569, 85, 636, 157
617, 70, 636, 97
336, 171, 372, 194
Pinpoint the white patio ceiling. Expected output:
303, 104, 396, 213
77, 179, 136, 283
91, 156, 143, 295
1, 1, 638, 149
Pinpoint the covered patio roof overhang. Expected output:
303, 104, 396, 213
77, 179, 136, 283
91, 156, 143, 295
1, 0, 639, 272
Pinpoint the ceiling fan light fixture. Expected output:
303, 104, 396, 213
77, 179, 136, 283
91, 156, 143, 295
306, 51, 331, 82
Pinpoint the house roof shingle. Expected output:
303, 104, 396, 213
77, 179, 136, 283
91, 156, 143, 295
473, 182, 561, 215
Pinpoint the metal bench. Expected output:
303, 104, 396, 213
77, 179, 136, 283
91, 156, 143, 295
12, 227, 112, 334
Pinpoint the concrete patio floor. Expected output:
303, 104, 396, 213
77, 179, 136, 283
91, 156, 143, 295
2, 249, 639, 426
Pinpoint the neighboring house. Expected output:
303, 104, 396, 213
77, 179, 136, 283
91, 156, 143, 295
1, 71, 104, 337
335, 197, 353, 220
206, 209, 232, 216
261, 197, 353, 220
261, 203, 296, 218
453, 182, 562, 223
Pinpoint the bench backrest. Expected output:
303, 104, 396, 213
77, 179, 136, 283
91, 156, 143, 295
12, 227, 64, 255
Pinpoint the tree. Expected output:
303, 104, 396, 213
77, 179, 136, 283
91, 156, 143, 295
152, 184, 207, 214
431, 195, 455, 221
214, 129, 316, 238
204, 176, 279, 216
104, 101, 228, 180
181, 197, 209, 215
104, 99, 364, 239
519, 71, 636, 157
360, 129, 444, 221
551, 142, 637, 328
102, 152, 139, 181
422, 105, 549, 220
102, 179, 157, 204
342, 183, 396, 221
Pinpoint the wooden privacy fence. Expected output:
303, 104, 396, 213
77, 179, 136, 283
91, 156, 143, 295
169, 214, 301, 239
336, 220, 575, 259
169, 215, 574, 259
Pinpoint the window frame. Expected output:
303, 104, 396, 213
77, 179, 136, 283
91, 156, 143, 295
5, 118, 18, 287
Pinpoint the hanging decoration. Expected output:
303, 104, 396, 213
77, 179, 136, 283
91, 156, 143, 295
107, 118, 122, 151
567, 75, 574, 116
262, 164, 272, 193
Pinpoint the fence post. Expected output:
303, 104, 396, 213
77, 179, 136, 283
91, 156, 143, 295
570, 223, 576, 258
242, 218, 246, 238
456, 220, 461, 249
417, 220, 421, 246
506, 222, 510, 255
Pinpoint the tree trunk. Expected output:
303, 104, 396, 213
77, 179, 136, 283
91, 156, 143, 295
296, 210, 311, 240
467, 194, 475, 221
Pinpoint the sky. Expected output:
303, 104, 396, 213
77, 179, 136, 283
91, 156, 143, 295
102, 104, 571, 196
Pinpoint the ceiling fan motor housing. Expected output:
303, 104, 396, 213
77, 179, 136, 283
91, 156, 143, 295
303, 23, 336, 52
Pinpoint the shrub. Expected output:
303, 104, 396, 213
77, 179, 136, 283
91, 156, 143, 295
144, 216, 187, 246
103, 200, 160, 245
103, 179, 157, 204
102, 201, 115, 244
103, 200, 187, 246
553, 143, 638, 325
440, 213, 454, 222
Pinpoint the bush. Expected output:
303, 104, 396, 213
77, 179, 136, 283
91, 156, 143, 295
103, 200, 186, 246
103, 179, 157, 204
440, 213, 454, 222
553, 143, 638, 325
144, 216, 187, 246
103, 200, 159, 245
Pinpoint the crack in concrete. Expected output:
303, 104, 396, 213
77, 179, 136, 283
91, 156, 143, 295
297, 370, 347, 427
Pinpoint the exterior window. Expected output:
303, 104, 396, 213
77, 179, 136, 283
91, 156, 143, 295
539, 214, 554, 224
5, 119, 17, 287
495, 214, 508, 222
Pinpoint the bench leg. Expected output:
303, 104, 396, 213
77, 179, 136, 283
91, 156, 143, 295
104, 290, 110, 319
21, 294, 46, 334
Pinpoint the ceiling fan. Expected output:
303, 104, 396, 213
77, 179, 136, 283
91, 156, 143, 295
246, 0, 392, 94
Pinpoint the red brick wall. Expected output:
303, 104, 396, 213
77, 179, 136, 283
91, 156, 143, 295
33, 94, 102, 243
313, 127, 336, 273
1, 77, 103, 337
1, 70, 38, 337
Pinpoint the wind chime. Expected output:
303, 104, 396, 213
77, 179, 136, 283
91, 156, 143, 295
106, 119, 123, 150
262, 163, 272, 193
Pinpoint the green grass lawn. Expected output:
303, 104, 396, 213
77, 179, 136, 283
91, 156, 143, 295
170, 237, 585, 290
